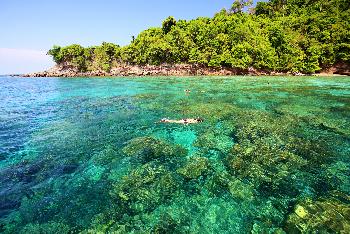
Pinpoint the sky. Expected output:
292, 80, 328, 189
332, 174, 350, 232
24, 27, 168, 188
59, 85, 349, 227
0, 0, 261, 74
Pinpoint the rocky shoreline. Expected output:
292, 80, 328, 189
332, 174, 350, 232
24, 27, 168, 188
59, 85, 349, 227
23, 64, 299, 77
23, 63, 350, 77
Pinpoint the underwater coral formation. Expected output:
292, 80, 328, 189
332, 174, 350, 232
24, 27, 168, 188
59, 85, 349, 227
122, 136, 187, 162
110, 163, 180, 214
285, 195, 350, 233
177, 157, 209, 179
1, 77, 349, 233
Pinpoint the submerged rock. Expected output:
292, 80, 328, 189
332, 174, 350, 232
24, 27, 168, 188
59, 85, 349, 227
251, 222, 286, 234
110, 163, 180, 214
177, 157, 209, 179
122, 136, 187, 162
194, 130, 233, 154
226, 140, 307, 188
285, 196, 350, 233
19, 221, 70, 234
225, 109, 339, 197
228, 178, 254, 201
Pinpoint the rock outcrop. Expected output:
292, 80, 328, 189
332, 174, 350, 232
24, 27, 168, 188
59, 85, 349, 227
319, 61, 350, 76
23, 64, 285, 77
23, 62, 350, 77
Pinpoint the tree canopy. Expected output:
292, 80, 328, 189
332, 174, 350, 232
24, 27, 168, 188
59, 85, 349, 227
48, 0, 350, 73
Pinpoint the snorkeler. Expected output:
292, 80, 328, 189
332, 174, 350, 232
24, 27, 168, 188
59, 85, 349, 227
159, 118, 203, 125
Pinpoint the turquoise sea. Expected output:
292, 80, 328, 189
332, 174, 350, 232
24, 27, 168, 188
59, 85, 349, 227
0, 76, 349, 233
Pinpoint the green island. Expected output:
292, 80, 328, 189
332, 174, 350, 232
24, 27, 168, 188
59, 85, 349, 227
27, 0, 350, 77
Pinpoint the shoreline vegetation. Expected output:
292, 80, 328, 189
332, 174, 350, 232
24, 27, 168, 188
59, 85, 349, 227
25, 0, 350, 77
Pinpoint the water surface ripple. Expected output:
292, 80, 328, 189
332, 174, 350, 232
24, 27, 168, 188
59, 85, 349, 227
0, 76, 349, 233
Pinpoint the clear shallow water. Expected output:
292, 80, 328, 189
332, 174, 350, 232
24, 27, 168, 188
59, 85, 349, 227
0, 76, 349, 233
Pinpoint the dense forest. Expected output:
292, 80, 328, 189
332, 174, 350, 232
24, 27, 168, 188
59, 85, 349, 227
48, 0, 350, 74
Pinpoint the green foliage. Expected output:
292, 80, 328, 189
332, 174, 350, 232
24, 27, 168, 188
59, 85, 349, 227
47, 43, 120, 72
124, 28, 173, 65
162, 16, 176, 34
60, 44, 87, 70
230, 0, 253, 14
93, 42, 120, 71
255, 2, 273, 16
47, 0, 349, 73
47, 45, 62, 63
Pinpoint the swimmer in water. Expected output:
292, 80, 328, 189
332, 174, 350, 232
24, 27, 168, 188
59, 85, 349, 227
159, 117, 203, 125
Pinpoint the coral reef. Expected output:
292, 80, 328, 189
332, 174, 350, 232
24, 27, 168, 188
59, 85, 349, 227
322, 162, 350, 193
285, 195, 350, 233
194, 130, 234, 154
110, 163, 180, 214
227, 139, 307, 188
19, 222, 70, 234
225, 108, 340, 199
122, 136, 187, 162
227, 178, 254, 201
1, 76, 349, 233
177, 157, 210, 179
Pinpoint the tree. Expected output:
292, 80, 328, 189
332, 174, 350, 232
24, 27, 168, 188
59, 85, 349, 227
230, 0, 253, 14
59, 44, 87, 70
47, 45, 63, 63
162, 16, 176, 34
93, 42, 120, 71
255, 2, 273, 15
47, 0, 350, 74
